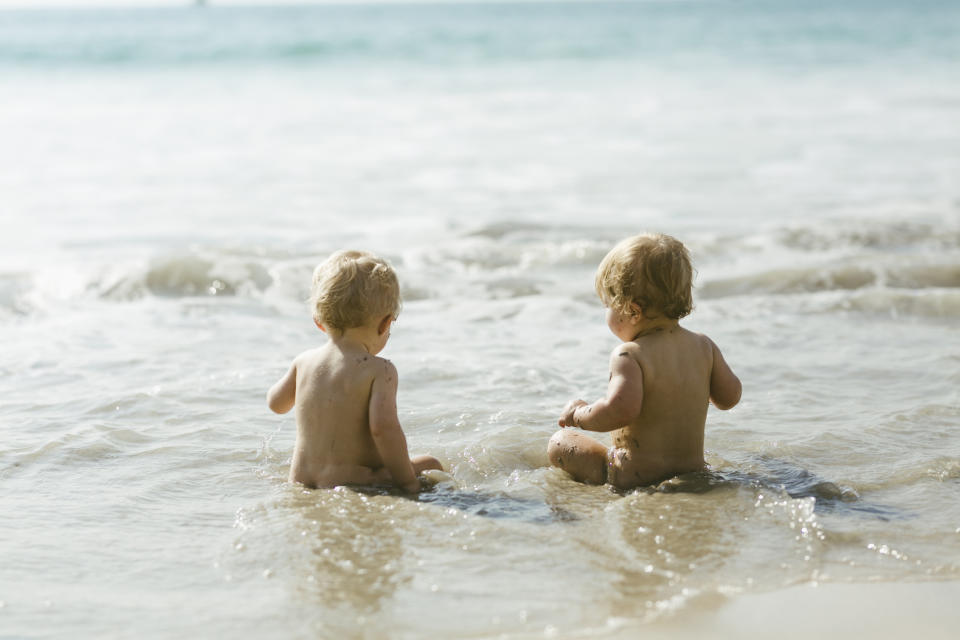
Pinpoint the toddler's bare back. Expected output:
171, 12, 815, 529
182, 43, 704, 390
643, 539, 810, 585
289, 344, 390, 488
609, 326, 714, 487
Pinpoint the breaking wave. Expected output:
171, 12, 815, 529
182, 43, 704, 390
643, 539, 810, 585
5, 215, 959, 321
692, 218, 960, 318
699, 261, 960, 298
98, 254, 275, 300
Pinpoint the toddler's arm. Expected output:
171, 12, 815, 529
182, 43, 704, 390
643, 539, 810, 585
559, 345, 644, 432
708, 339, 741, 410
368, 360, 420, 493
267, 360, 297, 414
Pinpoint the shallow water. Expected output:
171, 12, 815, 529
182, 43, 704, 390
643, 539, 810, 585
2, 1, 959, 638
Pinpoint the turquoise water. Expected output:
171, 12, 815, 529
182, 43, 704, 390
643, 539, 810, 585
3, 1, 959, 68
1, 1, 959, 638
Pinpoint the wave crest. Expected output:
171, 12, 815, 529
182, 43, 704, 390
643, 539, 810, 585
700, 261, 960, 299
99, 254, 274, 300
777, 223, 960, 252
0, 273, 32, 316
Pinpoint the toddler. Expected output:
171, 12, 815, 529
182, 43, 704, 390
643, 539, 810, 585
548, 233, 741, 489
267, 250, 442, 492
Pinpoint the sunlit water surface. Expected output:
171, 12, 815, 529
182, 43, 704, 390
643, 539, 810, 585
1, 1, 959, 638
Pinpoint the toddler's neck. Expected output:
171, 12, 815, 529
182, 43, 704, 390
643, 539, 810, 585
631, 317, 679, 341
330, 326, 377, 354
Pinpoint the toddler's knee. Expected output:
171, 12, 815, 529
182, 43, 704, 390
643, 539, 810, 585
547, 429, 567, 467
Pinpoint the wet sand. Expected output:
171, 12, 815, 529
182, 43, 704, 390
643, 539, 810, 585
645, 581, 960, 640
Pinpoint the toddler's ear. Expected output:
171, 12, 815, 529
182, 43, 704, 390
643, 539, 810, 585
315, 319, 328, 333
377, 314, 393, 336
629, 302, 643, 320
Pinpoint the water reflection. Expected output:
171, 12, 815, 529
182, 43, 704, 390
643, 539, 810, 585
281, 486, 407, 629
664, 457, 906, 519
417, 486, 578, 524
262, 455, 904, 633
604, 486, 736, 619
275, 479, 577, 634
347, 476, 580, 524
599, 456, 907, 621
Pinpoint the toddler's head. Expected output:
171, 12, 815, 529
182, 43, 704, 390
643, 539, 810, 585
595, 233, 693, 319
311, 250, 401, 332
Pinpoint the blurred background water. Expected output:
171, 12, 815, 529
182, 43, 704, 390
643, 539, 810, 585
1, 1, 959, 638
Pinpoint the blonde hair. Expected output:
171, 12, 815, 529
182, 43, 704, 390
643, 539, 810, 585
595, 233, 693, 319
310, 250, 401, 331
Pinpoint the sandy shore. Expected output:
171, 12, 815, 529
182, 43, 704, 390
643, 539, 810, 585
638, 580, 960, 640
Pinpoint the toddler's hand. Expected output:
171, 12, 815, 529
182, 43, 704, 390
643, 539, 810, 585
559, 399, 588, 427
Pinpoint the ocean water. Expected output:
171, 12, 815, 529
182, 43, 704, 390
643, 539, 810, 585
2, 1, 959, 637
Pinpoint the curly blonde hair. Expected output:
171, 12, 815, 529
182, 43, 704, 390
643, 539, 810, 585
310, 250, 401, 332
595, 233, 693, 319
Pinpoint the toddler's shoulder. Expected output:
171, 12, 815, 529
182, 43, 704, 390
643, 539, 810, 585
292, 346, 325, 366
365, 356, 399, 392
689, 330, 719, 350
609, 341, 643, 365
369, 355, 398, 378
684, 330, 720, 363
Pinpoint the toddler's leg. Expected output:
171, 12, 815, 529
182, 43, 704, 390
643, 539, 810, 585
547, 429, 608, 485
412, 455, 443, 474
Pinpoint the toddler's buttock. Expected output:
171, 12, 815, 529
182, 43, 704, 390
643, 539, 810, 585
605, 446, 701, 490
291, 462, 389, 489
